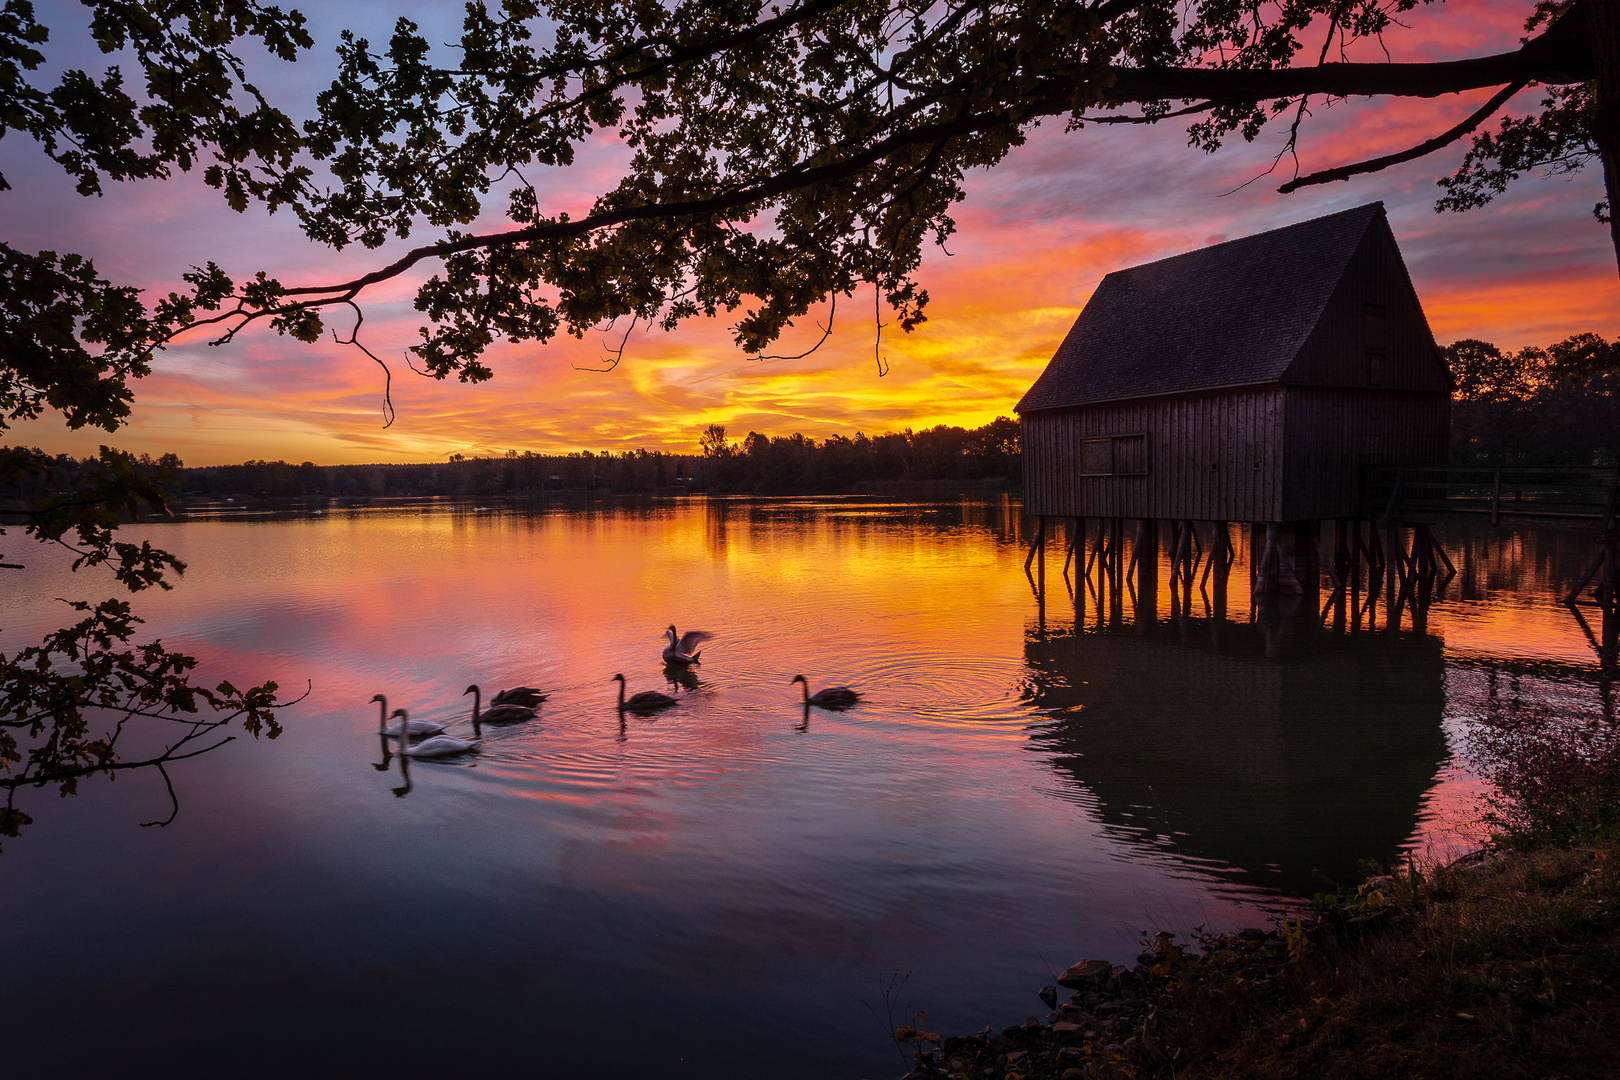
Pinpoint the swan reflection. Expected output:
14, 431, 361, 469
392, 750, 412, 797
662, 664, 702, 692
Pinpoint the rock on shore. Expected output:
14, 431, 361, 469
905, 928, 1292, 1080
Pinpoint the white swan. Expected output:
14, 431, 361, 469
393, 709, 480, 757
373, 694, 451, 738
662, 625, 712, 665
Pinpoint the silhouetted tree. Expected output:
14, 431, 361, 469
1448, 332, 1620, 464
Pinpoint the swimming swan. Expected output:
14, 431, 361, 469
465, 684, 538, 725
491, 685, 548, 708
791, 675, 860, 709
393, 709, 481, 757
613, 673, 678, 712
662, 626, 712, 665
373, 694, 451, 738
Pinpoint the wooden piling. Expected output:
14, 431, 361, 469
1211, 522, 1230, 631
1136, 519, 1158, 626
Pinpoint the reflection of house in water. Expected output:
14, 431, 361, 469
1024, 625, 1447, 897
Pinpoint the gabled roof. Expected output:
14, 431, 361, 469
1016, 203, 1387, 413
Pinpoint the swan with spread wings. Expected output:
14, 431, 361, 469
662, 625, 713, 666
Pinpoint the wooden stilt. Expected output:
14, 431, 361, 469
1024, 517, 1044, 574
1293, 520, 1317, 603
1603, 534, 1618, 611
1136, 519, 1158, 625
1566, 550, 1607, 605
1332, 520, 1350, 631
1385, 524, 1402, 625
1084, 520, 1106, 584
1125, 520, 1143, 597
1199, 523, 1217, 591
1109, 518, 1124, 626
1074, 517, 1087, 623
1211, 522, 1230, 628
1317, 536, 1345, 627
1249, 522, 1262, 600
1257, 524, 1279, 595
1037, 516, 1046, 594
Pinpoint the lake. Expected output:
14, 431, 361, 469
1, 497, 1611, 1077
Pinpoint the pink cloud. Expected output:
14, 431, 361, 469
7, 1, 1615, 465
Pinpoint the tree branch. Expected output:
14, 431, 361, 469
159, 3, 1593, 351
1105, 10, 1589, 105
1279, 78, 1530, 194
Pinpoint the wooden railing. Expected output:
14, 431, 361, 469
1364, 465, 1620, 531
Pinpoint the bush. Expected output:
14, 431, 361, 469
1467, 698, 1620, 848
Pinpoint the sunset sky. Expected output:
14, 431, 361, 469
6, 0, 1617, 466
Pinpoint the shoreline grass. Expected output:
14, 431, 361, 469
906, 844, 1619, 1080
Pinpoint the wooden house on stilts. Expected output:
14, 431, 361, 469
1017, 202, 1452, 611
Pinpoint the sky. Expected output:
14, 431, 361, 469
5, 0, 1617, 466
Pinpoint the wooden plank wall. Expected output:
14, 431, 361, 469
1021, 387, 1286, 520
1283, 222, 1449, 394
1023, 386, 1448, 522
1280, 389, 1451, 520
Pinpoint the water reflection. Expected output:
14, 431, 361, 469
662, 663, 702, 692
0, 499, 1609, 1079
1025, 621, 1448, 896
391, 744, 412, 797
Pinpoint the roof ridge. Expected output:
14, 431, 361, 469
1106, 202, 1383, 281
1015, 203, 1391, 414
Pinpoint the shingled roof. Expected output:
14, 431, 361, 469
1017, 203, 1388, 413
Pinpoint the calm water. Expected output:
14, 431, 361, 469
1, 497, 1612, 1077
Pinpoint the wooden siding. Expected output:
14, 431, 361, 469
1024, 386, 1449, 522
1280, 388, 1451, 519
1283, 222, 1450, 394
1022, 387, 1286, 520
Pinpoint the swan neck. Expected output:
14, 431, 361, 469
377, 697, 387, 730
799, 679, 809, 703
471, 686, 481, 722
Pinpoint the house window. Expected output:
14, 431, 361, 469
1113, 433, 1149, 475
1367, 348, 1386, 386
1080, 438, 1113, 475
1363, 302, 1387, 347
1079, 433, 1150, 476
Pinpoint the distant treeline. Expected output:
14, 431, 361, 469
178, 451, 693, 499
1445, 333, 1620, 465
45, 416, 1021, 500
14, 331, 1613, 510
695, 418, 1020, 493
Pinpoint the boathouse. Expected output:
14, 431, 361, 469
1017, 203, 1451, 524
